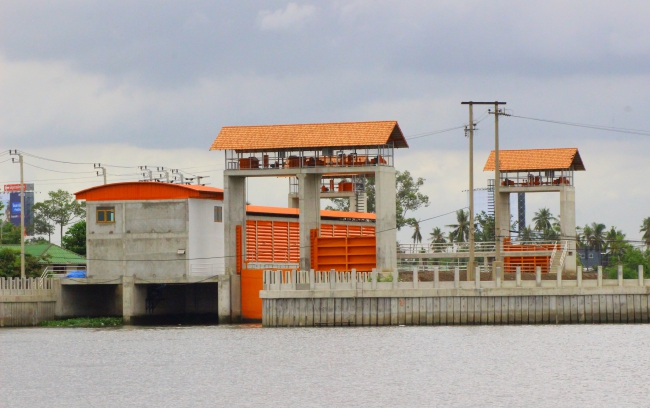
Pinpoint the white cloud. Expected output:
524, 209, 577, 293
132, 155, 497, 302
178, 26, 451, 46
258, 3, 317, 31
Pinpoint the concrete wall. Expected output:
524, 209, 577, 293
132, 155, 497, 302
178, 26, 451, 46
263, 294, 650, 326
375, 167, 397, 272
188, 198, 225, 276
87, 200, 194, 280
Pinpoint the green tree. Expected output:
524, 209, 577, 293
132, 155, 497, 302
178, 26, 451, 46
532, 208, 557, 231
0, 248, 46, 278
32, 190, 86, 243
339, 170, 430, 231
0, 222, 21, 245
640, 217, 650, 248
474, 211, 495, 242
518, 226, 535, 242
605, 226, 627, 260
584, 222, 606, 251
31, 208, 56, 242
429, 227, 446, 245
62, 220, 86, 256
446, 209, 470, 243
325, 198, 350, 212
410, 220, 422, 244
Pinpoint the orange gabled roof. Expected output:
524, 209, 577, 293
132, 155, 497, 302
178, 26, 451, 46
483, 148, 585, 172
75, 182, 224, 201
210, 121, 408, 152
246, 205, 376, 221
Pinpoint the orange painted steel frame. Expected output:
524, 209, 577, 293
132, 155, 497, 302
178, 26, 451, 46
236, 225, 243, 274
311, 229, 376, 272
75, 182, 224, 201
503, 238, 554, 273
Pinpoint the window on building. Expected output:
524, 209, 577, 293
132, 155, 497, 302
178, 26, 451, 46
579, 253, 585, 259
97, 207, 115, 223
588, 253, 594, 259
214, 206, 223, 222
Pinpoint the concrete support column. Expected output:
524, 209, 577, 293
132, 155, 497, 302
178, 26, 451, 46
218, 277, 231, 324
122, 276, 134, 324
224, 173, 245, 322
224, 173, 246, 275
298, 173, 321, 270
496, 192, 511, 245
560, 186, 577, 273
375, 167, 397, 273
349, 195, 357, 213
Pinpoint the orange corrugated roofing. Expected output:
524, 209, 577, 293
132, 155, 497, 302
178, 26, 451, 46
483, 148, 585, 171
75, 182, 224, 201
246, 205, 375, 220
210, 121, 408, 151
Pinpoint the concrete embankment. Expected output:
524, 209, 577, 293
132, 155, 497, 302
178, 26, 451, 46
260, 267, 650, 327
0, 278, 56, 327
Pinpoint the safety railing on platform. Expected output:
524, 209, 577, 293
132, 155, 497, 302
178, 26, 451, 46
40, 265, 86, 279
262, 265, 647, 292
398, 240, 558, 255
225, 144, 394, 171
0, 277, 54, 295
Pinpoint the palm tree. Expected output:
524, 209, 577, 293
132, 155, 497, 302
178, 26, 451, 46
605, 226, 627, 260
411, 220, 422, 244
532, 208, 557, 231
640, 217, 650, 248
518, 226, 534, 242
585, 222, 606, 251
446, 209, 470, 243
429, 227, 446, 244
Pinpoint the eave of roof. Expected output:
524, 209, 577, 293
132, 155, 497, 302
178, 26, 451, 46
75, 182, 224, 201
246, 205, 376, 220
483, 148, 585, 171
210, 121, 408, 152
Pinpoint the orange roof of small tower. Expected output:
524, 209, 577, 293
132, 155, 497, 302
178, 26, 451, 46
209, 121, 408, 152
75, 182, 224, 201
483, 148, 585, 171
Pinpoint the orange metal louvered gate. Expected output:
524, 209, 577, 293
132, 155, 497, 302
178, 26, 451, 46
245, 220, 375, 264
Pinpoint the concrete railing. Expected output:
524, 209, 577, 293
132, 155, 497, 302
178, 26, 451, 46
262, 265, 646, 293
0, 277, 55, 295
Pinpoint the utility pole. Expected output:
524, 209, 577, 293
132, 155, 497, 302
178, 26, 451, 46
196, 176, 209, 186
94, 163, 107, 184
462, 101, 506, 280
489, 102, 507, 279
171, 169, 184, 184
139, 166, 153, 181
460, 101, 476, 280
10, 150, 25, 279
157, 167, 170, 183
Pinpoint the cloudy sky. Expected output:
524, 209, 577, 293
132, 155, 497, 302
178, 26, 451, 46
1, 1, 649, 244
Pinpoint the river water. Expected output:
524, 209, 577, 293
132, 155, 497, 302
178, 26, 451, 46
1, 324, 649, 407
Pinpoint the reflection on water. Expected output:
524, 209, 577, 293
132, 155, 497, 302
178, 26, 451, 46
1, 324, 649, 407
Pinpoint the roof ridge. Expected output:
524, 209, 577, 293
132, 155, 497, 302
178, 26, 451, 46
220, 120, 397, 129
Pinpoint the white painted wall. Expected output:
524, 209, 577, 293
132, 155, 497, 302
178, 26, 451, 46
188, 198, 225, 276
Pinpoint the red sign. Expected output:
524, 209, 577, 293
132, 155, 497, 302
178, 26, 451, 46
3, 184, 27, 192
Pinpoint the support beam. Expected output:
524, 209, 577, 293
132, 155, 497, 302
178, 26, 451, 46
375, 167, 397, 272
560, 186, 577, 273
298, 173, 321, 270
224, 174, 246, 275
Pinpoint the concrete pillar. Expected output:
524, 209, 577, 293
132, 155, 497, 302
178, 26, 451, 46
496, 191, 511, 246
224, 173, 246, 322
375, 167, 397, 272
218, 277, 231, 324
122, 276, 134, 324
298, 173, 321, 270
288, 196, 299, 208
559, 186, 577, 273
349, 195, 357, 213
224, 174, 246, 275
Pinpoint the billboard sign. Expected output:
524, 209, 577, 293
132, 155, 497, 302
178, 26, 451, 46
4, 184, 32, 192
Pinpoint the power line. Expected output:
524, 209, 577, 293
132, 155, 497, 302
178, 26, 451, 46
508, 114, 650, 136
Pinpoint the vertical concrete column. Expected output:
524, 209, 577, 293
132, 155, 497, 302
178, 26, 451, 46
224, 173, 246, 323
496, 192, 511, 246
122, 276, 134, 325
218, 276, 231, 324
298, 173, 321, 271
559, 186, 577, 273
224, 173, 246, 275
375, 167, 397, 272
349, 195, 357, 213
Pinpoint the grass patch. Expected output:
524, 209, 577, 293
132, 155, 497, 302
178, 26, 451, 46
39, 317, 123, 327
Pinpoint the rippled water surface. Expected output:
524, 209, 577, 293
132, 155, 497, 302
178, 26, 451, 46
2, 324, 649, 407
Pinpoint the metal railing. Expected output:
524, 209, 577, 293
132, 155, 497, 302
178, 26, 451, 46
0, 277, 54, 294
499, 170, 574, 187
398, 240, 558, 255
40, 265, 86, 279
225, 145, 394, 171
